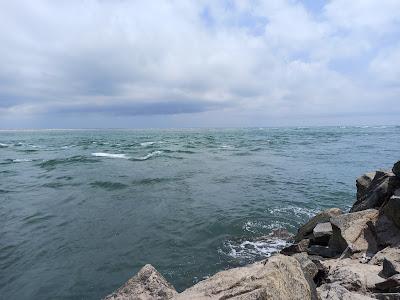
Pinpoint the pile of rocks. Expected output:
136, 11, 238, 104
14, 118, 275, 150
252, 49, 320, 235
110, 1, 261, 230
104, 161, 400, 300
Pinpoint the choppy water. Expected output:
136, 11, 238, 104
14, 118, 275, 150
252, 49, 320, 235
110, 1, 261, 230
1, 126, 399, 299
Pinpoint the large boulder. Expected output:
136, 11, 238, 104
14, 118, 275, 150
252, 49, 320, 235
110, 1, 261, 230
174, 255, 312, 300
374, 214, 400, 248
104, 264, 177, 300
294, 208, 342, 242
317, 283, 374, 300
375, 274, 400, 292
393, 161, 400, 177
322, 258, 385, 291
351, 171, 400, 212
329, 209, 379, 255
370, 247, 400, 278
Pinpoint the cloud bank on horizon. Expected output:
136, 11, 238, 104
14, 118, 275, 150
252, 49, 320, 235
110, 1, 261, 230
0, 0, 399, 128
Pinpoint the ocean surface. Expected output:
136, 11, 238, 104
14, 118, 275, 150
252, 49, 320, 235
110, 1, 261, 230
1, 126, 399, 299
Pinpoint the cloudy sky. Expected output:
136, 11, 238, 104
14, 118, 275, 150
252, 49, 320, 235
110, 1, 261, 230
0, 0, 399, 128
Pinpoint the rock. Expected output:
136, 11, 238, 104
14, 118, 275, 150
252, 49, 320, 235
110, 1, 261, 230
322, 258, 385, 291
351, 171, 400, 212
294, 208, 343, 242
312, 222, 333, 245
104, 264, 177, 300
292, 253, 318, 279
313, 222, 333, 238
393, 161, 400, 177
317, 283, 374, 300
384, 194, 400, 229
308, 245, 339, 258
372, 293, 400, 300
382, 258, 400, 278
375, 274, 400, 292
357, 172, 376, 201
174, 255, 312, 300
370, 247, 400, 266
374, 214, 400, 248
281, 239, 310, 255
329, 209, 379, 255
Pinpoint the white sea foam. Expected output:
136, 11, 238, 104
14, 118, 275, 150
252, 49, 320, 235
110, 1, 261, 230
0, 143, 10, 147
134, 151, 163, 160
140, 141, 156, 146
13, 159, 33, 162
223, 238, 288, 260
91, 152, 129, 159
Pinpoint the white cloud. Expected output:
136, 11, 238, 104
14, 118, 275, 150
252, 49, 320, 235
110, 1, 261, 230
0, 0, 399, 127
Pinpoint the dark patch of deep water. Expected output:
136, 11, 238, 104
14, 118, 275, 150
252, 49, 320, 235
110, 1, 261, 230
0, 127, 399, 299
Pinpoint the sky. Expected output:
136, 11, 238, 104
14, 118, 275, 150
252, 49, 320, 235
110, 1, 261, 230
0, 0, 399, 128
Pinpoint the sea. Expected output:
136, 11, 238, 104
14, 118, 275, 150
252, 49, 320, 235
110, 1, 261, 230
1, 126, 399, 299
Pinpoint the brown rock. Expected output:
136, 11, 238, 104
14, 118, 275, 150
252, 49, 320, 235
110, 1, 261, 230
174, 255, 312, 300
104, 264, 177, 300
317, 283, 374, 300
370, 247, 400, 266
375, 274, 400, 292
322, 258, 385, 291
281, 239, 310, 255
294, 208, 342, 242
329, 209, 379, 255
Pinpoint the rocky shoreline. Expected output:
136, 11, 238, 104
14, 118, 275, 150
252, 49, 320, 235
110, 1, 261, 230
104, 161, 400, 299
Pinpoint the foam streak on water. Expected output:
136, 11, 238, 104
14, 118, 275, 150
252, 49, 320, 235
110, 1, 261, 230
1, 127, 400, 299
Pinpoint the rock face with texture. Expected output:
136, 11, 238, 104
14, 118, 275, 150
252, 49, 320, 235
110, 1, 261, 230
329, 209, 379, 254
322, 258, 385, 291
104, 264, 177, 300
317, 283, 374, 300
175, 255, 312, 300
351, 171, 400, 212
294, 208, 342, 242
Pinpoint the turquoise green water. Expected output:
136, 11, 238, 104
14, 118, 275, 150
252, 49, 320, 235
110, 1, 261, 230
1, 126, 399, 299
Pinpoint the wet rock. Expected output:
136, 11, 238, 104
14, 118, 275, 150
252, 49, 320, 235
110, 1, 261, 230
329, 209, 379, 255
281, 239, 310, 256
393, 161, 400, 177
294, 208, 342, 242
351, 171, 400, 212
175, 255, 312, 300
322, 258, 385, 291
317, 283, 374, 300
375, 274, 400, 292
104, 264, 177, 300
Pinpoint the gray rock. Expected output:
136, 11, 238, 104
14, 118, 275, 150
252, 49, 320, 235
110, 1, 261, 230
357, 172, 376, 201
329, 209, 379, 255
375, 274, 400, 292
104, 264, 177, 300
351, 171, 400, 212
313, 222, 333, 238
292, 253, 319, 300
174, 255, 312, 300
382, 258, 400, 278
317, 283, 374, 300
372, 292, 400, 300
281, 239, 310, 256
294, 208, 342, 242
393, 161, 400, 177
384, 194, 400, 229
374, 214, 400, 248
308, 245, 339, 258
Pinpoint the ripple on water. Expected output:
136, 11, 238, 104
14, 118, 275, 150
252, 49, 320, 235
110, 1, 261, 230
90, 181, 128, 191
38, 156, 100, 169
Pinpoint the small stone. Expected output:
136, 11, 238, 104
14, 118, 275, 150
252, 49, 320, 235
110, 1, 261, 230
313, 222, 333, 238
